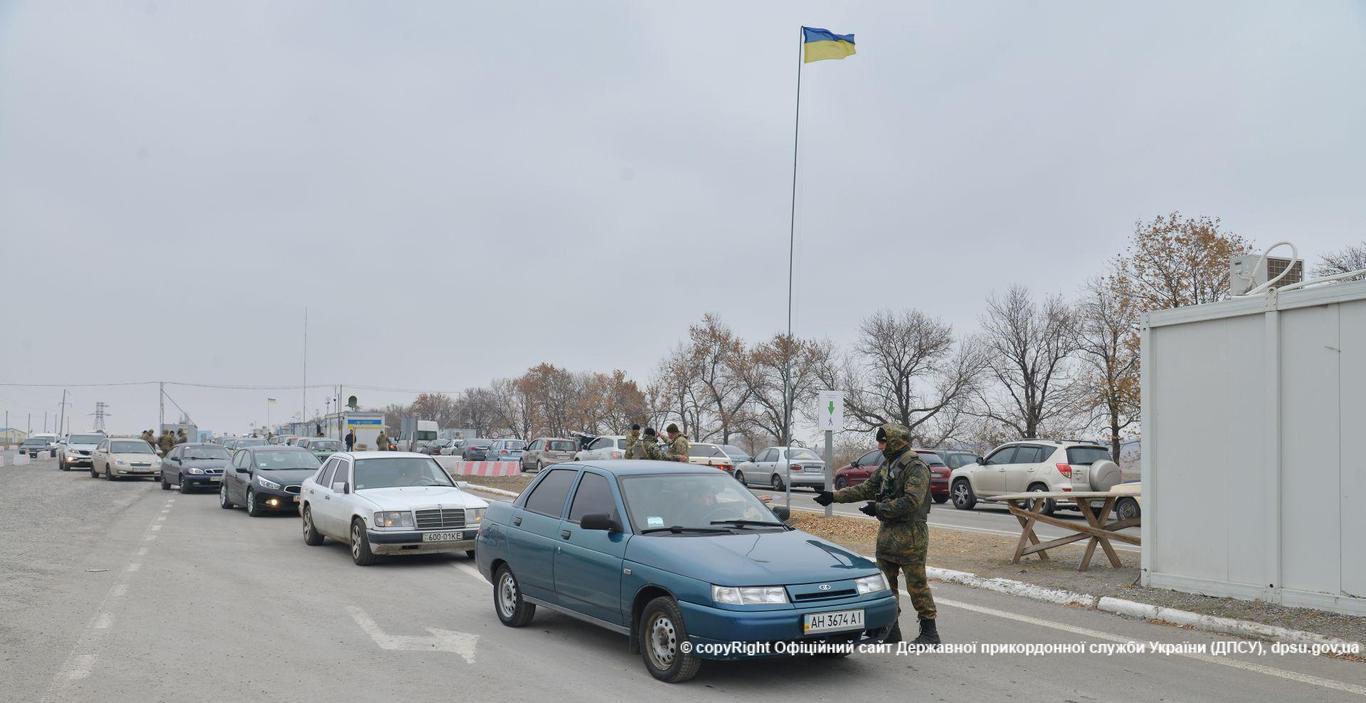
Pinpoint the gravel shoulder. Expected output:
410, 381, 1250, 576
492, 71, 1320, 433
789, 512, 1366, 647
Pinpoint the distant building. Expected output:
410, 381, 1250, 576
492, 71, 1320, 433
1, 427, 29, 445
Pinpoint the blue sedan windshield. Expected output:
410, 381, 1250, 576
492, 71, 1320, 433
621, 473, 778, 532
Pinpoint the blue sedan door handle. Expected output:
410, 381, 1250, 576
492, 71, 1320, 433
560, 529, 571, 539
512, 516, 522, 526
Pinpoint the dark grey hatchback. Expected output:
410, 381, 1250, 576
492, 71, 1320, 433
161, 443, 232, 493
219, 446, 321, 517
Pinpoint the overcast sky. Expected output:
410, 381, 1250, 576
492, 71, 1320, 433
2, 1, 1364, 436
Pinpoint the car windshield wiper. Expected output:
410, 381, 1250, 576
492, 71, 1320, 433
709, 519, 788, 529
639, 525, 733, 535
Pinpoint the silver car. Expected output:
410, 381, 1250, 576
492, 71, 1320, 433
486, 439, 526, 463
735, 446, 826, 491
520, 437, 577, 472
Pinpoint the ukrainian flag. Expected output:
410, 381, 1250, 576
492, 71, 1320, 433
802, 27, 855, 63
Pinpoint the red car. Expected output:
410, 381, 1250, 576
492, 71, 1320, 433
833, 448, 951, 503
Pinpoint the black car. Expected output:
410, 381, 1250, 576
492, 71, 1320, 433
461, 439, 493, 461
161, 443, 232, 493
219, 446, 321, 516
20, 437, 56, 458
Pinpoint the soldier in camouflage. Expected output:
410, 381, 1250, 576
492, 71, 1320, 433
623, 424, 641, 460
638, 427, 664, 459
664, 423, 690, 462
815, 422, 939, 645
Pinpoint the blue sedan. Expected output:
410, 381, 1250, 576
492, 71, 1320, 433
475, 461, 898, 683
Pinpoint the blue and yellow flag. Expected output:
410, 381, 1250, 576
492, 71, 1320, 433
802, 27, 855, 63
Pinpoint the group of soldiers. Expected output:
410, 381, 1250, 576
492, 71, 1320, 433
140, 428, 187, 456
622, 422, 690, 461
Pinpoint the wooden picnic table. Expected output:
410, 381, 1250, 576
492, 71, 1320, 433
996, 490, 1141, 571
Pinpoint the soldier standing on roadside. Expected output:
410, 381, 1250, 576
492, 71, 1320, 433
375, 431, 389, 452
157, 430, 174, 456
815, 423, 939, 645
624, 424, 641, 460
664, 423, 690, 462
639, 427, 664, 459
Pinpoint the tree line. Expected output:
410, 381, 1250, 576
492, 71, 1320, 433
372, 214, 1364, 461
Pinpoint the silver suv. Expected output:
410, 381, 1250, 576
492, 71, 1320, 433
948, 440, 1121, 515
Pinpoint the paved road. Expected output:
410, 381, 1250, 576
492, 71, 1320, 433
3, 456, 1363, 702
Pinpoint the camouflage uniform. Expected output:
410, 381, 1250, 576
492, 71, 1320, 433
831, 423, 936, 621
157, 432, 174, 455
623, 428, 640, 460
639, 432, 664, 460
375, 432, 389, 451
665, 433, 690, 462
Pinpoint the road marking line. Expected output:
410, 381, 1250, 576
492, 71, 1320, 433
93, 613, 113, 630
136, 547, 148, 556
60, 654, 96, 681
126, 563, 140, 573
144, 534, 157, 541
156, 516, 166, 522
150, 524, 161, 531
936, 597, 1366, 697
450, 562, 487, 585
111, 584, 127, 597
346, 605, 478, 662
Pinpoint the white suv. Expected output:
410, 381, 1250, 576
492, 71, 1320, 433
948, 441, 1120, 515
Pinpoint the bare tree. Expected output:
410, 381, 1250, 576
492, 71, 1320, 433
976, 286, 1082, 439
834, 309, 985, 446
578, 370, 647, 435
521, 363, 576, 438
409, 392, 460, 428
1120, 211, 1251, 310
452, 388, 496, 437
648, 346, 705, 439
736, 333, 833, 445
685, 314, 752, 444
1077, 275, 1140, 460
488, 378, 534, 439
1315, 241, 1366, 280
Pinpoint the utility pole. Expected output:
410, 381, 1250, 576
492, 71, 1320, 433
57, 389, 69, 438
92, 402, 110, 432
158, 381, 165, 434
302, 307, 308, 425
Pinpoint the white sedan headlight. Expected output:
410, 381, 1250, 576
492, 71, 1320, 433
855, 574, 890, 595
256, 475, 281, 490
466, 508, 485, 524
186, 467, 205, 475
711, 585, 788, 605
116, 458, 127, 465
373, 511, 414, 528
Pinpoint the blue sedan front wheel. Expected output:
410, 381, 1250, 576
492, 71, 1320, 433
494, 565, 535, 627
640, 597, 701, 683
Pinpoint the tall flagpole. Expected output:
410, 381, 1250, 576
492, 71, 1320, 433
784, 28, 804, 514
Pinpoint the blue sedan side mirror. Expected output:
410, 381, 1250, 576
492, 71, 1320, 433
770, 505, 791, 522
580, 513, 619, 532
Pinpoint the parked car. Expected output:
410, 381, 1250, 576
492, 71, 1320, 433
832, 449, 951, 503
296, 437, 343, 462
936, 449, 982, 470
734, 446, 825, 491
462, 439, 494, 461
574, 435, 627, 461
57, 432, 106, 470
423, 438, 455, 455
521, 437, 577, 472
949, 440, 1120, 516
90, 438, 162, 480
20, 435, 58, 458
488, 439, 526, 463
299, 452, 489, 566
441, 439, 467, 456
219, 446, 321, 516
718, 444, 751, 466
1111, 481, 1141, 521
475, 462, 897, 683
160, 443, 231, 493
685, 443, 735, 475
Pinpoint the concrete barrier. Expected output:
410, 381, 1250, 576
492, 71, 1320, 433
435, 456, 521, 477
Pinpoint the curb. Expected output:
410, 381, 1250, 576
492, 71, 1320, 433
461, 482, 520, 498
926, 566, 1360, 648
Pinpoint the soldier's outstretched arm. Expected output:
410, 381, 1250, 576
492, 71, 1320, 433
832, 471, 879, 503
876, 461, 928, 520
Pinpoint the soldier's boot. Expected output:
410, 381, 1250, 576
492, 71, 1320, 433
911, 618, 940, 646
883, 620, 903, 644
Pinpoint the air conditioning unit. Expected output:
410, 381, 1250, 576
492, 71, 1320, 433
1229, 253, 1303, 295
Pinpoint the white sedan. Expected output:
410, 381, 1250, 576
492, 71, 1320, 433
573, 435, 626, 461
298, 452, 489, 566
90, 437, 163, 480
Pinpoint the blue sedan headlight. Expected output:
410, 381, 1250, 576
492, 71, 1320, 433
711, 585, 788, 605
855, 574, 889, 595
186, 467, 205, 475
